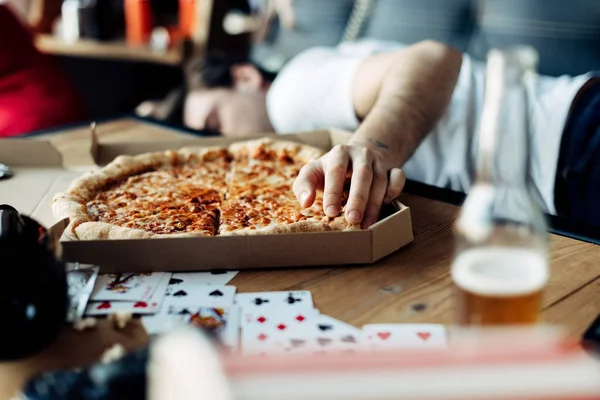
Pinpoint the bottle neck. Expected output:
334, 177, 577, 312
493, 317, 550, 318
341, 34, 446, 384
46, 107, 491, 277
475, 48, 536, 189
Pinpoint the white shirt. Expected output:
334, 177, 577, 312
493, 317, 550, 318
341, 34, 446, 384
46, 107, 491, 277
266, 40, 596, 214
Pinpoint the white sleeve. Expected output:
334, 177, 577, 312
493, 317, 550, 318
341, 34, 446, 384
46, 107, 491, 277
266, 47, 365, 134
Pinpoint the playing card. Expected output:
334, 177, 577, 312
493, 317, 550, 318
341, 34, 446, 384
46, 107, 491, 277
307, 315, 364, 354
142, 306, 241, 351
168, 271, 238, 287
235, 291, 314, 314
241, 309, 319, 355
165, 284, 236, 307
85, 273, 172, 316
362, 324, 447, 350
65, 265, 99, 322
250, 314, 364, 356
90, 272, 167, 302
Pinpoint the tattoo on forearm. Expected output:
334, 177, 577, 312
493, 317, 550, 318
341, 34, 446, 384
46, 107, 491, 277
367, 138, 390, 150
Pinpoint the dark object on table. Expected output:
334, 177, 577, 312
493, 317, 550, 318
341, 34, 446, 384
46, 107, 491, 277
0, 163, 13, 180
582, 313, 600, 355
22, 328, 222, 399
22, 346, 148, 400
0, 205, 68, 361
22, 327, 225, 399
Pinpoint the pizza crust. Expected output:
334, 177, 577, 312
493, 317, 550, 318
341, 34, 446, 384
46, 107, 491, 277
220, 217, 359, 236
74, 222, 154, 240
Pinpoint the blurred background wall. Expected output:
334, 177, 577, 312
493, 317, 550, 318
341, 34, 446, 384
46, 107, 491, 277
5, 0, 600, 128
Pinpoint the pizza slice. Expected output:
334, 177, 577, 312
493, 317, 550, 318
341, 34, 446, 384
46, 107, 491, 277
221, 139, 357, 235
54, 147, 231, 240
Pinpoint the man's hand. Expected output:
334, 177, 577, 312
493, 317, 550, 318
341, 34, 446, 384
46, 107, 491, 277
293, 142, 406, 229
293, 41, 462, 228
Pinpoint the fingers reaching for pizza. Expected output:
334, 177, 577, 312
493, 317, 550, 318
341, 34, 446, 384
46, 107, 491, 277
293, 144, 406, 229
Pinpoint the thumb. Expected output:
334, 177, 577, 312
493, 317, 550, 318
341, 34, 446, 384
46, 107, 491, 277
293, 159, 324, 207
384, 168, 406, 203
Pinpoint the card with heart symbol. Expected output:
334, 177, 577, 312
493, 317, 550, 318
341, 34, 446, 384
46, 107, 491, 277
362, 324, 447, 350
85, 272, 172, 315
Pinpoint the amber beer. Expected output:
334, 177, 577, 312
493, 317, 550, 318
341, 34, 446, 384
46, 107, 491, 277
452, 247, 548, 326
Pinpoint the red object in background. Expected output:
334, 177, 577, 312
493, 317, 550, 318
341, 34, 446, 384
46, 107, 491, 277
0, 5, 86, 138
179, 0, 196, 38
124, 0, 154, 46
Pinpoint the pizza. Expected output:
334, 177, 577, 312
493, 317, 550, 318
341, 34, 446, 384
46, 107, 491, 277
52, 138, 358, 240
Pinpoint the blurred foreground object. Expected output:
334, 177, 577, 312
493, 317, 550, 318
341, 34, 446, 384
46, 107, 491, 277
0, 205, 68, 361
452, 47, 549, 326
21, 326, 600, 399
148, 327, 233, 400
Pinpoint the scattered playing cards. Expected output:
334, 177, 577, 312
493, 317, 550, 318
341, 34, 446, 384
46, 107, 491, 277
73, 270, 449, 355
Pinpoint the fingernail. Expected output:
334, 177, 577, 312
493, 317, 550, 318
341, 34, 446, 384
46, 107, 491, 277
326, 205, 339, 216
300, 191, 309, 205
347, 210, 361, 223
361, 218, 373, 229
383, 197, 391, 204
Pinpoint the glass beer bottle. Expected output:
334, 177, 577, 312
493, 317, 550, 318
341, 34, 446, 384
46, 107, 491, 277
452, 47, 549, 326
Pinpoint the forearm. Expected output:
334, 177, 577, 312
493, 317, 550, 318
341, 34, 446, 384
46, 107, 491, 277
350, 41, 463, 166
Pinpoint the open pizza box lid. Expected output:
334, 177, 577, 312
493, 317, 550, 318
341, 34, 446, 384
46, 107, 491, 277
0, 128, 413, 272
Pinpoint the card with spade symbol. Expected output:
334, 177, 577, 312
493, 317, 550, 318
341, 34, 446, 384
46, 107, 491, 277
85, 273, 172, 316
90, 272, 168, 302
362, 324, 447, 350
165, 284, 236, 308
167, 271, 238, 288
143, 306, 241, 351
235, 291, 314, 317
306, 315, 364, 354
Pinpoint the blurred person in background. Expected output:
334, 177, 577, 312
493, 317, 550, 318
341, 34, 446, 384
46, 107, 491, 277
183, 39, 600, 229
0, 2, 86, 137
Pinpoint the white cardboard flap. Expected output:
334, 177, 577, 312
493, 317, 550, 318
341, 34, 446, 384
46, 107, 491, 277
0, 140, 63, 167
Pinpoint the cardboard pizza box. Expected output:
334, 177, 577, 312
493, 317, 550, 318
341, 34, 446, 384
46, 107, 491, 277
0, 139, 96, 228
0, 128, 413, 272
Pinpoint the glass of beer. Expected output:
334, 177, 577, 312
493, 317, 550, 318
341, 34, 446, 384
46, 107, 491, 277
452, 47, 549, 326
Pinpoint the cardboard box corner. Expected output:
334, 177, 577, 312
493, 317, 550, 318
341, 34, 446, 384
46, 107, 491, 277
370, 201, 414, 262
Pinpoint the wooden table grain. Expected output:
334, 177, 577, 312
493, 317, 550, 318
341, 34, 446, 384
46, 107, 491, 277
1, 118, 599, 399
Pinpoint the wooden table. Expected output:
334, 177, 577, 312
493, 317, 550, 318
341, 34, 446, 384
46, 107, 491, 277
2, 117, 600, 399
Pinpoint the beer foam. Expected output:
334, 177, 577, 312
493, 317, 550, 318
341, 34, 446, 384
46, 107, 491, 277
452, 247, 548, 296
